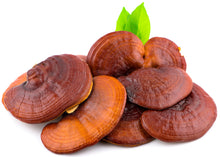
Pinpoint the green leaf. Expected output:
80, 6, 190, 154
116, 7, 130, 31
116, 3, 151, 44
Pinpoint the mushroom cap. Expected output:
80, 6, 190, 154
3, 54, 93, 123
118, 66, 193, 110
144, 37, 186, 70
87, 31, 145, 77
41, 75, 127, 154
141, 83, 217, 142
104, 102, 154, 146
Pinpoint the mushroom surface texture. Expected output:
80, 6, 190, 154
41, 75, 127, 154
118, 66, 193, 110
104, 102, 154, 146
2, 72, 27, 110
144, 37, 186, 70
141, 83, 217, 142
2, 54, 93, 123
87, 31, 145, 77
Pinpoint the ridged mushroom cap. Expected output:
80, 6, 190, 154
144, 37, 186, 70
2, 54, 93, 123
141, 83, 217, 142
87, 31, 145, 77
118, 66, 193, 110
41, 75, 127, 154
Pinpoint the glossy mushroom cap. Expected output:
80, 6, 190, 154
104, 102, 154, 146
87, 31, 145, 77
144, 37, 186, 70
3, 54, 93, 123
118, 66, 193, 110
141, 83, 217, 142
41, 75, 127, 154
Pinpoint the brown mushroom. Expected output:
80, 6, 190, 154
87, 31, 145, 77
2, 54, 93, 123
118, 66, 193, 110
141, 83, 217, 142
104, 102, 154, 146
144, 37, 186, 70
41, 75, 126, 154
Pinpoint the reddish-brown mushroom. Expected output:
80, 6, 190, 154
87, 31, 145, 77
2, 54, 93, 123
118, 66, 193, 110
41, 75, 126, 154
144, 37, 186, 70
104, 102, 154, 146
141, 83, 217, 142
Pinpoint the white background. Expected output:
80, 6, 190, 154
0, 0, 219, 156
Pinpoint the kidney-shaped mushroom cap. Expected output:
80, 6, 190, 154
41, 75, 127, 154
141, 83, 217, 142
144, 37, 186, 70
87, 31, 145, 77
118, 66, 193, 110
2, 54, 93, 123
104, 102, 154, 146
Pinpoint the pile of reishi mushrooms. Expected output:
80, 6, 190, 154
2, 31, 217, 154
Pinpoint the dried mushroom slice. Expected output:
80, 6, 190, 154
41, 75, 127, 154
2, 54, 93, 123
87, 31, 145, 77
118, 66, 193, 110
104, 102, 154, 146
141, 83, 217, 142
144, 37, 186, 70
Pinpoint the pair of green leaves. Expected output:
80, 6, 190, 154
116, 2, 150, 45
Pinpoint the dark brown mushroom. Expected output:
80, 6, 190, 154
87, 31, 145, 77
41, 75, 127, 154
144, 37, 186, 70
104, 102, 154, 146
2, 54, 93, 123
118, 66, 193, 110
141, 83, 217, 142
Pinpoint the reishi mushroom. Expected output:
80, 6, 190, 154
144, 37, 186, 70
41, 75, 127, 153
118, 66, 193, 110
141, 83, 217, 142
87, 31, 145, 77
104, 102, 154, 146
1, 30, 217, 154
2, 54, 93, 123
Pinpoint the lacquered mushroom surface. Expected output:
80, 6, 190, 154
3, 54, 93, 123
87, 31, 145, 77
144, 37, 186, 70
141, 83, 217, 142
41, 75, 127, 154
104, 102, 154, 146
118, 66, 193, 110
